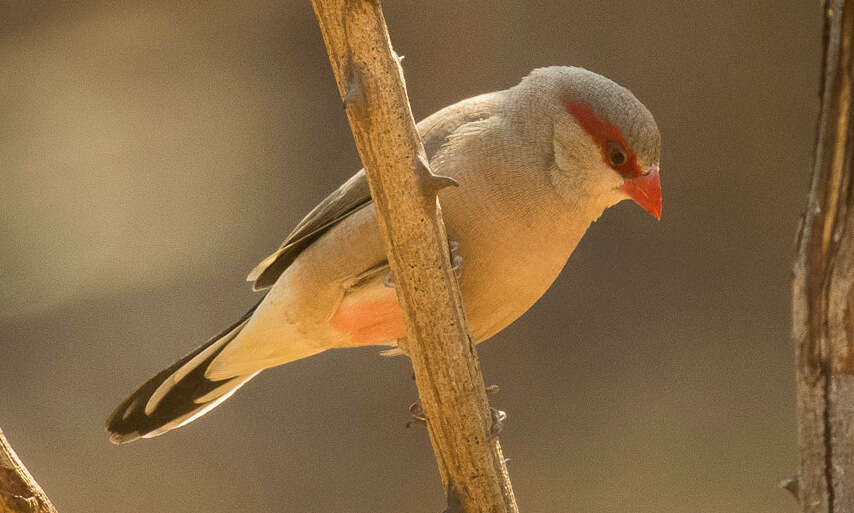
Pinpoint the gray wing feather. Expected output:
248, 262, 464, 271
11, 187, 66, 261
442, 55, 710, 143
247, 171, 371, 290
247, 91, 502, 291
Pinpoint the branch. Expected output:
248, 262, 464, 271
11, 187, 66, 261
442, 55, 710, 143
793, 0, 854, 511
0, 429, 58, 513
309, 2, 518, 512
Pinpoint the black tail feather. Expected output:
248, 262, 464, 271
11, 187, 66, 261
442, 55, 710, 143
106, 301, 260, 444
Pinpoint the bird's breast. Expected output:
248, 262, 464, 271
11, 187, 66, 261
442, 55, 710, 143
441, 188, 584, 342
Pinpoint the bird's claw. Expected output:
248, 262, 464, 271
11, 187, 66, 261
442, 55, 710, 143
489, 407, 507, 439
448, 240, 463, 280
485, 384, 503, 438
408, 395, 504, 437
406, 401, 427, 428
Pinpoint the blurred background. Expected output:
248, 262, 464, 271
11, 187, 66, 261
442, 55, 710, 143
0, 1, 818, 512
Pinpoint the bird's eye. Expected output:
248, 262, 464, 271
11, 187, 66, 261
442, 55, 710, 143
606, 141, 627, 167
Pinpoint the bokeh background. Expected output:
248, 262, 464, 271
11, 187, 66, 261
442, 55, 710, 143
0, 1, 819, 512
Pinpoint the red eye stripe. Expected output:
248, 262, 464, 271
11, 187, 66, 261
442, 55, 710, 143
563, 100, 643, 178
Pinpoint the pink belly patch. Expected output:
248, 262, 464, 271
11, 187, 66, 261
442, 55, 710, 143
330, 287, 407, 346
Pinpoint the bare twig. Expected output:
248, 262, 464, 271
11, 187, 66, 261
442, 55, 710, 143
310, 2, 519, 512
0, 429, 58, 513
793, 0, 854, 511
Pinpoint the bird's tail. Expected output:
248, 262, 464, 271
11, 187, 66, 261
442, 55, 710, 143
106, 303, 261, 444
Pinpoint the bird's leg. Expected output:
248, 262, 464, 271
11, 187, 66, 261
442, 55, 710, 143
384, 239, 462, 288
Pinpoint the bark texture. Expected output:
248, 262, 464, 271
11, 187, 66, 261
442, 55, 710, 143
794, 0, 854, 511
310, 1, 518, 512
0, 429, 57, 513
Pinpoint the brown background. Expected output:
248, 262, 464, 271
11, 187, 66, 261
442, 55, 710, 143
0, 1, 819, 512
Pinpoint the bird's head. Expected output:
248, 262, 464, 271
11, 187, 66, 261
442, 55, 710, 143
518, 66, 662, 220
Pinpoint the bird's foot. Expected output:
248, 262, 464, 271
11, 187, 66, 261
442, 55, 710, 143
407, 391, 504, 436
489, 407, 507, 439
449, 239, 463, 280
384, 239, 462, 288
406, 401, 427, 428
485, 384, 503, 437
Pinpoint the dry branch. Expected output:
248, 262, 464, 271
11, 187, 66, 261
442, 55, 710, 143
793, 0, 854, 511
0, 429, 57, 513
310, 1, 518, 512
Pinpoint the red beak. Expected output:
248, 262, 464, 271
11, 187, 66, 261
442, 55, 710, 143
622, 164, 662, 220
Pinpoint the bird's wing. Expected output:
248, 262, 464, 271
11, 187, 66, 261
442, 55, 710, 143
247, 170, 372, 290
246, 91, 503, 291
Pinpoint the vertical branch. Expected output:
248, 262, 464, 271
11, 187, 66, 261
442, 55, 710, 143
310, 1, 518, 512
794, 0, 854, 511
0, 429, 58, 513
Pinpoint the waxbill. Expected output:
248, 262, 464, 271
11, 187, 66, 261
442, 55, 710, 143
106, 66, 661, 443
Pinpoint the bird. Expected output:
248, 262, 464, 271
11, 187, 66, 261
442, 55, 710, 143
106, 66, 661, 443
